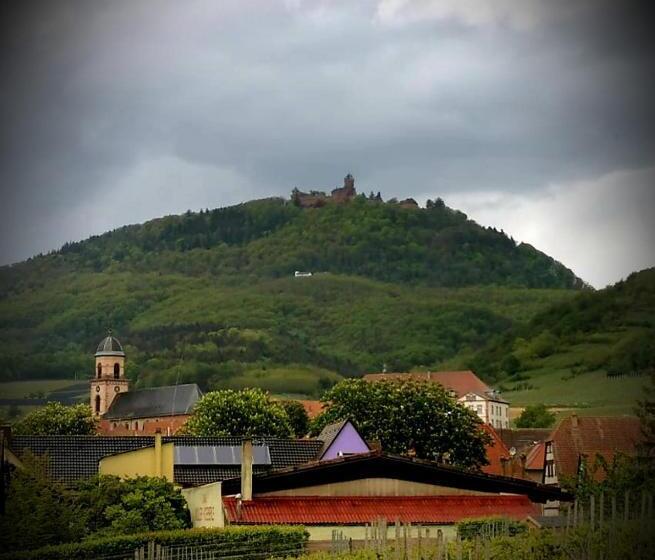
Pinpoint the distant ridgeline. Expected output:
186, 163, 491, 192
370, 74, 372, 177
0, 174, 589, 388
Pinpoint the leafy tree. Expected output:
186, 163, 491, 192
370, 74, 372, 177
562, 452, 655, 501
279, 400, 310, 437
500, 354, 521, 376
184, 388, 293, 437
311, 378, 491, 469
13, 402, 97, 435
637, 371, 655, 457
75, 476, 190, 536
0, 453, 85, 552
514, 404, 556, 428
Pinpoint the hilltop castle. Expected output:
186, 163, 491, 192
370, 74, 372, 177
291, 174, 357, 208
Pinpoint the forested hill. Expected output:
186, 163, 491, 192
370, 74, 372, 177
467, 267, 655, 384
0, 195, 583, 296
0, 193, 586, 393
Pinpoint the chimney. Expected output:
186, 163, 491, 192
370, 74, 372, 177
154, 431, 162, 477
500, 456, 508, 477
241, 438, 253, 501
520, 453, 527, 478
571, 413, 578, 428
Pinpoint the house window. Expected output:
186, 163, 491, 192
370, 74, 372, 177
113, 363, 120, 379
97, 363, 102, 378
95, 395, 101, 413
546, 463, 554, 477
476, 405, 483, 414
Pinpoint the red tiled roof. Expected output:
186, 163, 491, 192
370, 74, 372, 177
298, 400, 324, 419
480, 424, 510, 476
223, 495, 538, 525
525, 442, 545, 471
549, 416, 643, 480
363, 371, 490, 398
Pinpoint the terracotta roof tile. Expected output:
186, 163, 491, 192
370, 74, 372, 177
363, 371, 490, 398
549, 416, 643, 480
480, 424, 510, 476
525, 442, 545, 471
223, 495, 539, 525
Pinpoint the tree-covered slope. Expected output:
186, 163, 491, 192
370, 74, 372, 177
460, 268, 655, 411
0, 195, 583, 296
0, 194, 586, 394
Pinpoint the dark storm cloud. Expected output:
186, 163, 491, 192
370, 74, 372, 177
1, 0, 653, 286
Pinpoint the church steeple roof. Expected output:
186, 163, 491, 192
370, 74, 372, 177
95, 330, 125, 357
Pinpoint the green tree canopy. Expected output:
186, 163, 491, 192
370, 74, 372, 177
311, 378, 491, 469
279, 400, 310, 437
74, 476, 190, 536
184, 388, 293, 437
514, 404, 556, 428
13, 402, 97, 435
0, 453, 85, 552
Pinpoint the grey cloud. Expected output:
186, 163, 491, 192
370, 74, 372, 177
0, 0, 653, 285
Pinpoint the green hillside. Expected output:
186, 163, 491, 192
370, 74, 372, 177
0, 194, 584, 395
458, 268, 655, 414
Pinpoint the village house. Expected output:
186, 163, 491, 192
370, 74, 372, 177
363, 371, 510, 429
543, 414, 644, 486
91, 332, 202, 435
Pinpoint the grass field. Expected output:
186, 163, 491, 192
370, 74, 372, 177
504, 369, 645, 417
0, 379, 88, 421
0, 379, 82, 399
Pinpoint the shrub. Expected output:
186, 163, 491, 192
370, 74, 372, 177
0, 526, 308, 560
456, 517, 528, 540
515, 404, 556, 428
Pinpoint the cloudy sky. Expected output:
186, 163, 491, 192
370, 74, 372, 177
1, 0, 653, 288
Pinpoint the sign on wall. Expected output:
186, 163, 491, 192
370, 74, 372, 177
181, 482, 225, 528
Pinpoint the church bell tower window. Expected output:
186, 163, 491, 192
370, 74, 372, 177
114, 363, 120, 379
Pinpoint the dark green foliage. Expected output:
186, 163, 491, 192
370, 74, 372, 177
637, 372, 655, 457
0, 271, 571, 392
0, 454, 85, 552
12, 403, 97, 435
0, 195, 585, 392
469, 268, 655, 382
0, 197, 582, 294
559, 451, 655, 502
514, 404, 556, 428
456, 517, 528, 540
279, 400, 310, 437
311, 378, 492, 469
73, 476, 190, 536
184, 388, 293, 437
0, 525, 308, 560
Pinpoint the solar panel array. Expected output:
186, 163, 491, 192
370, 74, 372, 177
174, 444, 272, 466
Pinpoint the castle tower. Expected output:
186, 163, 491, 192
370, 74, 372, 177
90, 331, 129, 417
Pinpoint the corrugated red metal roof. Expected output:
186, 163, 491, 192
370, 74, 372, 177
223, 495, 538, 525
363, 371, 490, 398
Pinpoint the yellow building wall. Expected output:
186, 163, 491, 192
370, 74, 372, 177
99, 442, 174, 482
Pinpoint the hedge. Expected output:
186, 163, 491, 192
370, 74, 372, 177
0, 526, 308, 560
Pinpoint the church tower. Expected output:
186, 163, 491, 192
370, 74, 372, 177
90, 331, 129, 417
